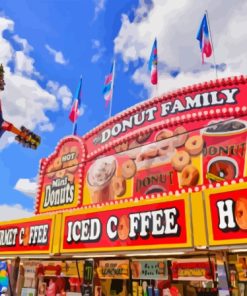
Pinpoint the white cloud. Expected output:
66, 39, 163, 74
91, 39, 106, 63
0, 15, 76, 150
114, 0, 247, 96
45, 44, 68, 65
94, 0, 106, 19
0, 204, 33, 221
14, 178, 37, 198
47, 80, 72, 109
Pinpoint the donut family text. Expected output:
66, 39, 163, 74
66, 207, 181, 243
94, 87, 239, 144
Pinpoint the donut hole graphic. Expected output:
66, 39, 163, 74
207, 156, 238, 182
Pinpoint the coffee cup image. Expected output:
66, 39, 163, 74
87, 156, 116, 204
206, 156, 238, 182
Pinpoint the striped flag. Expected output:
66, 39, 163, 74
69, 76, 82, 135
196, 14, 212, 64
103, 61, 115, 107
148, 38, 158, 85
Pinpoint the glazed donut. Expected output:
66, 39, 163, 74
208, 160, 236, 182
67, 172, 75, 184
136, 146, 158, 162
70, 145, 79, 156
46, 163, 55, 179
180, 165, 199, 187
53, 157, 62, 170
121, 159, 136, 179
55, 169, 66, 179
155, 129, 173, 141
117, 215, 130, 240
171, 151, 190, 172
158, 140, 173, 156
62, 145, 70, 155
235, 198, 247, 230
115, 142, 129, 153
173, 126, 189, 147
185, 135, 204, 156
112, 176, 126, 197
66, 158, 79, 173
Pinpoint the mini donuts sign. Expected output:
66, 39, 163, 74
61, 197, 192, 253
206, 187, 247, 245
36, 137, 85, 214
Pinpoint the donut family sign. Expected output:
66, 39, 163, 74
36, 76, 247, 214
205, 186, 247, 246
61, 197, 192, 253
0, 215, 55, 254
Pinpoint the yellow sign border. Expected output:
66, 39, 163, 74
0, 214, 57, 255
204, 182, 247, 246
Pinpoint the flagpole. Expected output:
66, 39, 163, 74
109, 60, 116, 119
205, 10, 218, 79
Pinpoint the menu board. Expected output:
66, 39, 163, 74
131, 259, 168, 280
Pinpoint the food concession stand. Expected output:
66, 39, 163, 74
1, 75, 247, 295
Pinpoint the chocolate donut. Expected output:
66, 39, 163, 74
208, 159, 236, 182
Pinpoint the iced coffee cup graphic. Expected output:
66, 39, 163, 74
202, 119, 247, 183
87, 156, 116, 204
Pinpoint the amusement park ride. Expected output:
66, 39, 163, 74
0, 64, 41, 149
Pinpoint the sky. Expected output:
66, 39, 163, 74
0, 0, 247, 221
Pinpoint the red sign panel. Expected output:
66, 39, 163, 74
209, 189, 247, 241
0, 217, 54, 254
61, 198, 190, 252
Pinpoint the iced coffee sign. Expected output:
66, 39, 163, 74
36, 136, 85, 214
205, 186, 247, 246
61, 196, 192, 253
0, 215, 55, 254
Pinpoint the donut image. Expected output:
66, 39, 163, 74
46, 163, 55, 178
67, 173, 74, 184
70, 145, 79, 156
173, 126, 189, 147
66, 158, 79, 173
61, 145, 70, 155
112, 175, 126, 197
158, 139, 173, 157
180, 165, 199, 187
23, 227, 30, 246
121, 159, 137, 179
136, 146, 158, 162
136, 131, 152, 144
155, 129, 173, 142
115, 142, 129, 153
53, 157, 62, 171
185, 135, 204, 156
55, 169, 66, 179
171, 150, 190, 172
207, 158, 237, 182
235, 198, 247, 230
145, 186, 165, 195
117, 215, 130, 240
129, 140, 141, 150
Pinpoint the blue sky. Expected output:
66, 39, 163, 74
0, 0, 247, 220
